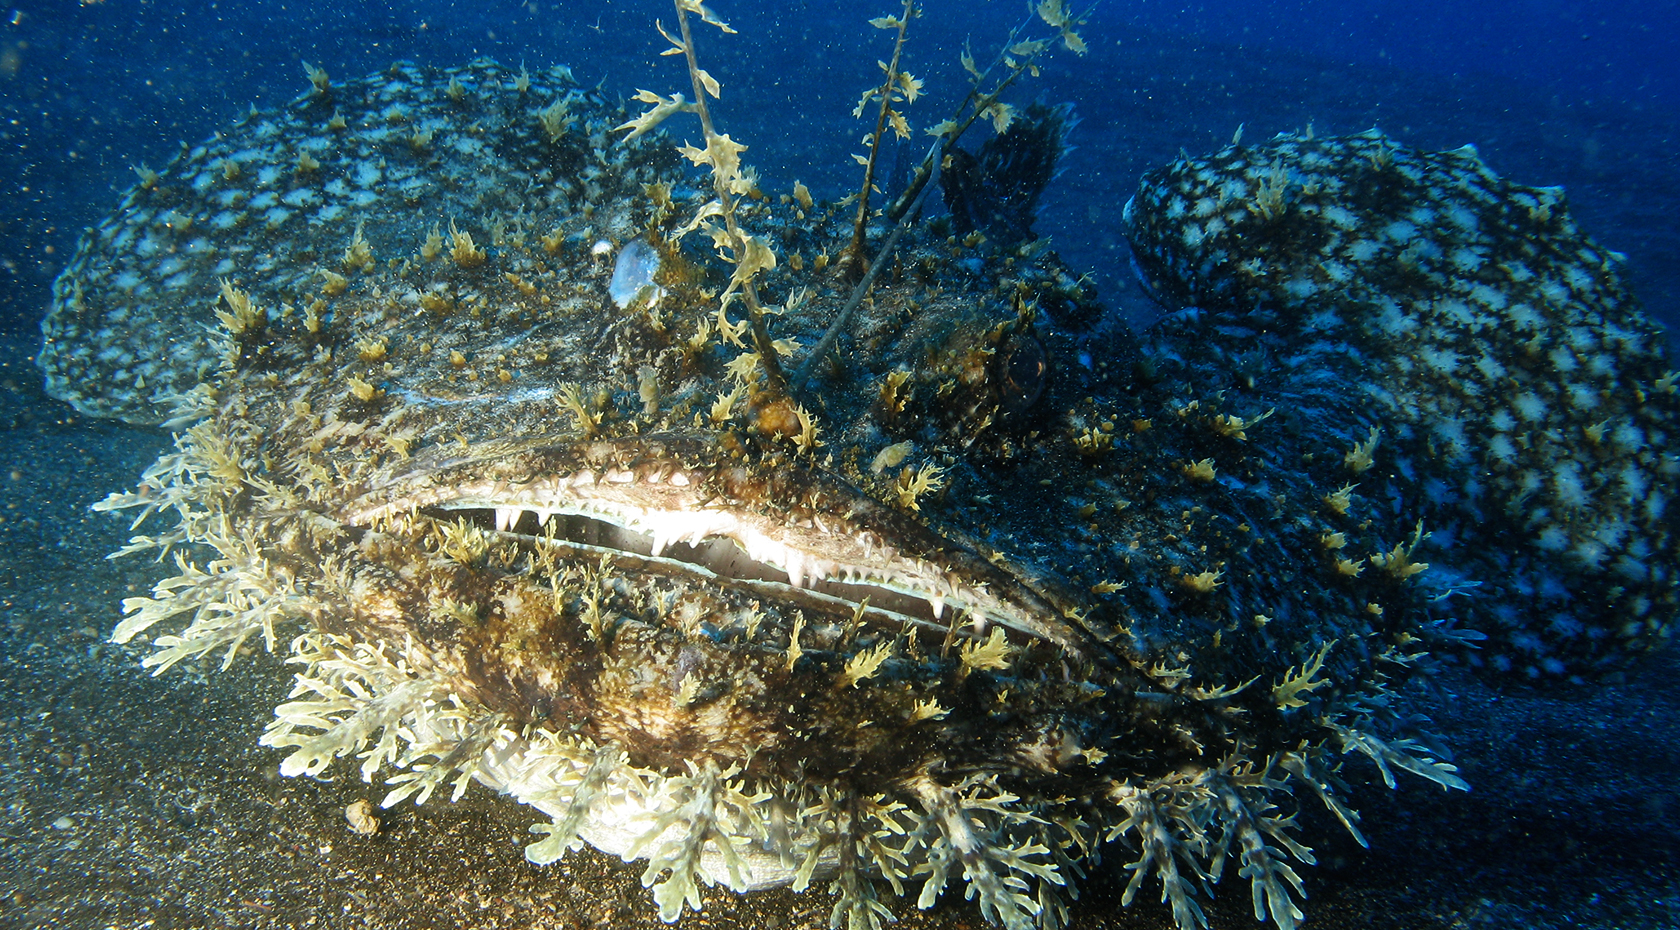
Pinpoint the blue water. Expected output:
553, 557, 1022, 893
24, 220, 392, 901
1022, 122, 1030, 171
2, 0, 1678, 346
1133, 0, 1680, 110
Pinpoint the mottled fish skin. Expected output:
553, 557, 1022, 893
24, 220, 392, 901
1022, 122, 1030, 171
47, 61, 1672, 930
1123, 127, 1678, 679
40, 60, 639, 425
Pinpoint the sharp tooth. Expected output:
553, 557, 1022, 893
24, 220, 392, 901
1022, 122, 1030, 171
495, 506, 518, 532
650, 531, 669, 558
927, 594, 946, 619
536, 509, 553, 527
785, 551, 805, 589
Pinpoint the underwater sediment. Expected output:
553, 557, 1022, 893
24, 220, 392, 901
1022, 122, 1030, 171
36, 52, 1675, 930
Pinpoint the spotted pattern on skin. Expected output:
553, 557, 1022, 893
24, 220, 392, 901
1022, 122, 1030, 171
1125, 127, 1678, 677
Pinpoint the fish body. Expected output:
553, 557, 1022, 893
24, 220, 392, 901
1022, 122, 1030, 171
1124, 128, 1678, 677
42, 61, 1674, 930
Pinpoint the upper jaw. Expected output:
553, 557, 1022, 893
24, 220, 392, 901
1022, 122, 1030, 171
342, 433, 1114, 662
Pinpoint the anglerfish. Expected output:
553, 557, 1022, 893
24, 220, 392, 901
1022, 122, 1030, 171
39, 50, 1676, 930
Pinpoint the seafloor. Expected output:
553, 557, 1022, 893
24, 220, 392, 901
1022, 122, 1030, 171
2, 9, 1679, 930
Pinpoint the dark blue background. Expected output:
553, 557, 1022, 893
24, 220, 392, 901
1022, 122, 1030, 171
1133, 0, 1680, 111
2, 0, 1676, 342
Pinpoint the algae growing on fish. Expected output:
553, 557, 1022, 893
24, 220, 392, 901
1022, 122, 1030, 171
1122, 128, 1678, 677
35, 6, 1677, 930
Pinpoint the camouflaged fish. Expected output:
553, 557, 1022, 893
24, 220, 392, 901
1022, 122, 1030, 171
40, 58, 1677, 930
1123, 128, 1678, 678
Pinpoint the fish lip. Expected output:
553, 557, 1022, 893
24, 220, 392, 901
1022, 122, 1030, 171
343, 433, 1114, 661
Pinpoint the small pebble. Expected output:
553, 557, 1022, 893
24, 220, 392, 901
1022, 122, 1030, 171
345, 798, 380, 835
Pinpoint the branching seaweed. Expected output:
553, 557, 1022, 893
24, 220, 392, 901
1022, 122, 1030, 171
1107, 775, 1212, 930
887, 1, 1090, 224
842, 0, 921, 275
380, 700, 510, 806
260, 635, 449, 781
1207, 761, 1311, 930
525, 740, 628, 864
621, 0, 787, 393
788, 786, 914, 930
794, 1, 1088, 386
1327, 719, 1469, 791
623, 759, 771, 921
908, 774, 1064, 930
97, 411, 315, 674
1098, 719, 1469, 930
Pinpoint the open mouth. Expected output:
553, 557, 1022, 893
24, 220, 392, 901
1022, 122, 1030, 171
345, 436, 1108, 659
432, 503, 967, 631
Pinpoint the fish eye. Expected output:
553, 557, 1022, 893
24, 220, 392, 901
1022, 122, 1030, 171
995, 333, 1048, 417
